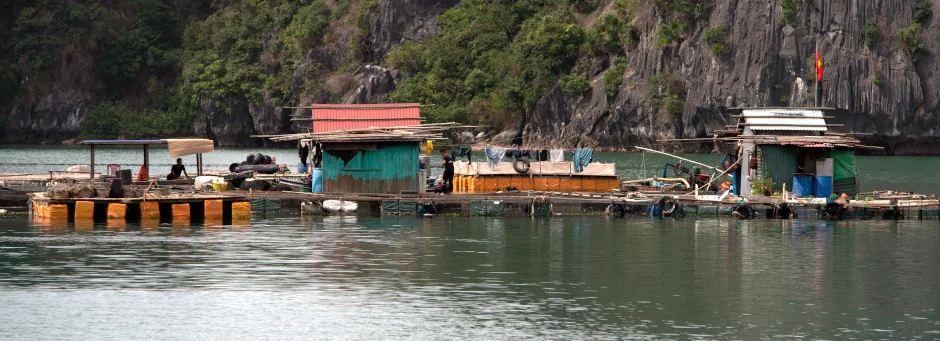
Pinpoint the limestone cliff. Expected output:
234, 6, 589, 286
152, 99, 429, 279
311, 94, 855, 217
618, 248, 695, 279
519, 0, 940, 155
3, 0, 939, 156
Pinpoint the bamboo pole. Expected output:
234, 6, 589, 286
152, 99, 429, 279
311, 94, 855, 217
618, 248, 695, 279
634, 146, 721, 172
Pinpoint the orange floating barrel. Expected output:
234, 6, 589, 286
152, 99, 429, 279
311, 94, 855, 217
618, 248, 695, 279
204, 200, 223, 220
172, 204, 190, 219
232, 202, 251, 220
48, 204, 69, 219
74, 201, 95, 220
107, 203, 127, 219
139, 202, 160, 219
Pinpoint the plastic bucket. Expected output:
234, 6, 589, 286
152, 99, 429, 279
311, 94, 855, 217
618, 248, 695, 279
813, 175, 833, 200
792, 174, 814, 198
311, 168, 323, 193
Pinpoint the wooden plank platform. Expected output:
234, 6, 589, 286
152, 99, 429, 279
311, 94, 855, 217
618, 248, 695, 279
32, 193, 249, 204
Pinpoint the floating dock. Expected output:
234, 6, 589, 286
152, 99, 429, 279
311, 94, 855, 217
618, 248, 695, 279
228, 190, 940, 220
29, 193, 252, 224
18, 187, 940, 223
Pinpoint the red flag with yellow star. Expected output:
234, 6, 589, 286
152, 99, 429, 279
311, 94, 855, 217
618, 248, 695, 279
816, 50, 823, 81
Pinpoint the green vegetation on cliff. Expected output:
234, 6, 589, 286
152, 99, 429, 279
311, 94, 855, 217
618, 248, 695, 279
2, 0, 930, 145
2, 0, 365, 139
388, 0, 588, 127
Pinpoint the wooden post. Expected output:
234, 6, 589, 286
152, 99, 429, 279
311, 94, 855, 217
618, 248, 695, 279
89, 144, 95, 180
143, 144, 150, 180
197, 153, 203, 176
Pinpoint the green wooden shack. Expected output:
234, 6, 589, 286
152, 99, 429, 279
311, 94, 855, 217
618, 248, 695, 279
726, 107, 875, 198
320, 139, 422, 194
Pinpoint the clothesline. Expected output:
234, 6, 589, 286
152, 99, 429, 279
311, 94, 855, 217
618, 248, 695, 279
482, 147, 594, 173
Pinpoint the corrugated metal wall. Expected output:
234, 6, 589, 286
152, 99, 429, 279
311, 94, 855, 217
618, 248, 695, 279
760, 145, 798, 192
312, 107, 421, 133
322, 143, 420, 193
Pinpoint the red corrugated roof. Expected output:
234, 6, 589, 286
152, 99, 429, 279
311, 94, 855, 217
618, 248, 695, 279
311, 103, 421, 133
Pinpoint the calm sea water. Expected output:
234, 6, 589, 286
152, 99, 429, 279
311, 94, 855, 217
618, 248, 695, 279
0, 216, 938, 340
2, 144, 939, 194
2, 145, 940, 339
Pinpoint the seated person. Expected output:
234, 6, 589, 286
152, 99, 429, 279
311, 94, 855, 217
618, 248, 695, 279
166, 158, 188, 180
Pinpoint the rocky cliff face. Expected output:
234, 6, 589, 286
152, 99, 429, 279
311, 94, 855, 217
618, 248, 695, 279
191, 0, 456, 147
0, 0, 456, 146
3, 0, 939, 155
519, 0, 939, 154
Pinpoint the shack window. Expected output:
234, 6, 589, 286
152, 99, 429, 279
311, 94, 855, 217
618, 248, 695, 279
343, 152, 363, 170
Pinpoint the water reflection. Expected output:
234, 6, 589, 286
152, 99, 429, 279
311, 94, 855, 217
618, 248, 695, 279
0, 216, 937, 340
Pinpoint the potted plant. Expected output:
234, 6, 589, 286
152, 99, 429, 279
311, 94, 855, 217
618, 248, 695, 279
752, 177, 774, 196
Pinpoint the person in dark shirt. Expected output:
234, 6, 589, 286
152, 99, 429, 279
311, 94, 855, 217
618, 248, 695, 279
440, 149, 454, 193
166, 158, 188, 180
299, 143, 309, 167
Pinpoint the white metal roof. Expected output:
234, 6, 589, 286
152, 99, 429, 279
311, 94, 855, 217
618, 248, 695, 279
741, 109, 827, 132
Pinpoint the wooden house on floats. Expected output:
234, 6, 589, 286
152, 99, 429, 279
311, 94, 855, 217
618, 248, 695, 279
700, 107, 881, 199
264, 103, 451, 194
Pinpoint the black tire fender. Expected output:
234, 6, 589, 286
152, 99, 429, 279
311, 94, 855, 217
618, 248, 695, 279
658, 197, 678, 216
732, 205, 753, 219
513, 157, 530, 173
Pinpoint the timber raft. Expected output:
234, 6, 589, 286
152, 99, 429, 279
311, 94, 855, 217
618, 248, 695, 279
22, 187, 940, 223
12, 107, 940, 222
232, 190, 940, 220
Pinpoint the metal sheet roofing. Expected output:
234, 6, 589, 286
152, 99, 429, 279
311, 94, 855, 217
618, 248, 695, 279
778, 141, 853, 148
79, 139, 215, 156
80, 139, 167, 145
311, 103, 421, 133
741, 109, 827, 132
319, 138, 424, 143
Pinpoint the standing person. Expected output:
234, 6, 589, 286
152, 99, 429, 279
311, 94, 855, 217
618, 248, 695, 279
166, 158, 188, 180
299, 142, 309, 167
440, 149, 454, 193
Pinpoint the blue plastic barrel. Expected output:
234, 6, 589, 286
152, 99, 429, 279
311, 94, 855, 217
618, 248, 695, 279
297, 162, 307, 174
813, 175, 833, 200
792, 174, 814, 198
311, 168, 323, 193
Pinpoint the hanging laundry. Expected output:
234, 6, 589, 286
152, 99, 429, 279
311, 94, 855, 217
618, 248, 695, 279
538, 150, 548, 161
484, 148, 506, 170
451, 145, 472, 162
572, 148, 594, 173
549, 149, 564, 162
312, 142, 323, 168
425, 140, 434, 155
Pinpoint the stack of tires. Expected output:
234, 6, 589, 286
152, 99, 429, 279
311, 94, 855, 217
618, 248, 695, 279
229, 153, 279, 174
